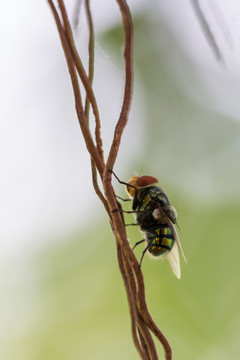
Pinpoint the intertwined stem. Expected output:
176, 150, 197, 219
47, 1, 172, 358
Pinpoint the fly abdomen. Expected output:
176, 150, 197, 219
145, 224, 175, 257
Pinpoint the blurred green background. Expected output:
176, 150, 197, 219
1, 2, 240, 360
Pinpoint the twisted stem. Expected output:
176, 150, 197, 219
46, 0, 172, 358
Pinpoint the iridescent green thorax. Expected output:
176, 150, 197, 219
136, 186, 170, 210
133, 186, 176, 228
146, 225, 175, 257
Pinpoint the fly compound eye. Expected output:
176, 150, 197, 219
136, 175, 158, 188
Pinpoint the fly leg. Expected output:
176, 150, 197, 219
111, 204, 145, 229
132, 238, 154, 269
108, 169, 130, 187
111, 208, 144, 227
111, 205, 145, 216
115, 195, 131, 202
132, 239, 145, 250
139, 241, 154, 269
111, 209, 139, 214
108, 169, 139, 196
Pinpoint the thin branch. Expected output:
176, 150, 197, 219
139, 306, 172, 360
47, 1, 173, 358
83, 0, 108, 214
47, 0, 104, 177
91, 161, 110, 216
102, 0, 136, 269
105, 0, 133, 172
190, 0, 224, 64
101, 0, 172, 358
123, 252, 159, 360
84, 0, 94, 121
117, 244, 148, 359
85, 0, 104, 159
58, 0, 104, 161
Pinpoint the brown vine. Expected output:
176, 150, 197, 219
46, 1, 172, 359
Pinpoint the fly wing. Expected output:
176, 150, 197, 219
168, 220, 187, 263
166, 242, 181, 279
153, 207, 187, 263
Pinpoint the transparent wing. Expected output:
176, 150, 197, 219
166, 242, 181, 279
170, 221, 187, 263
153, 207, 187, 263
